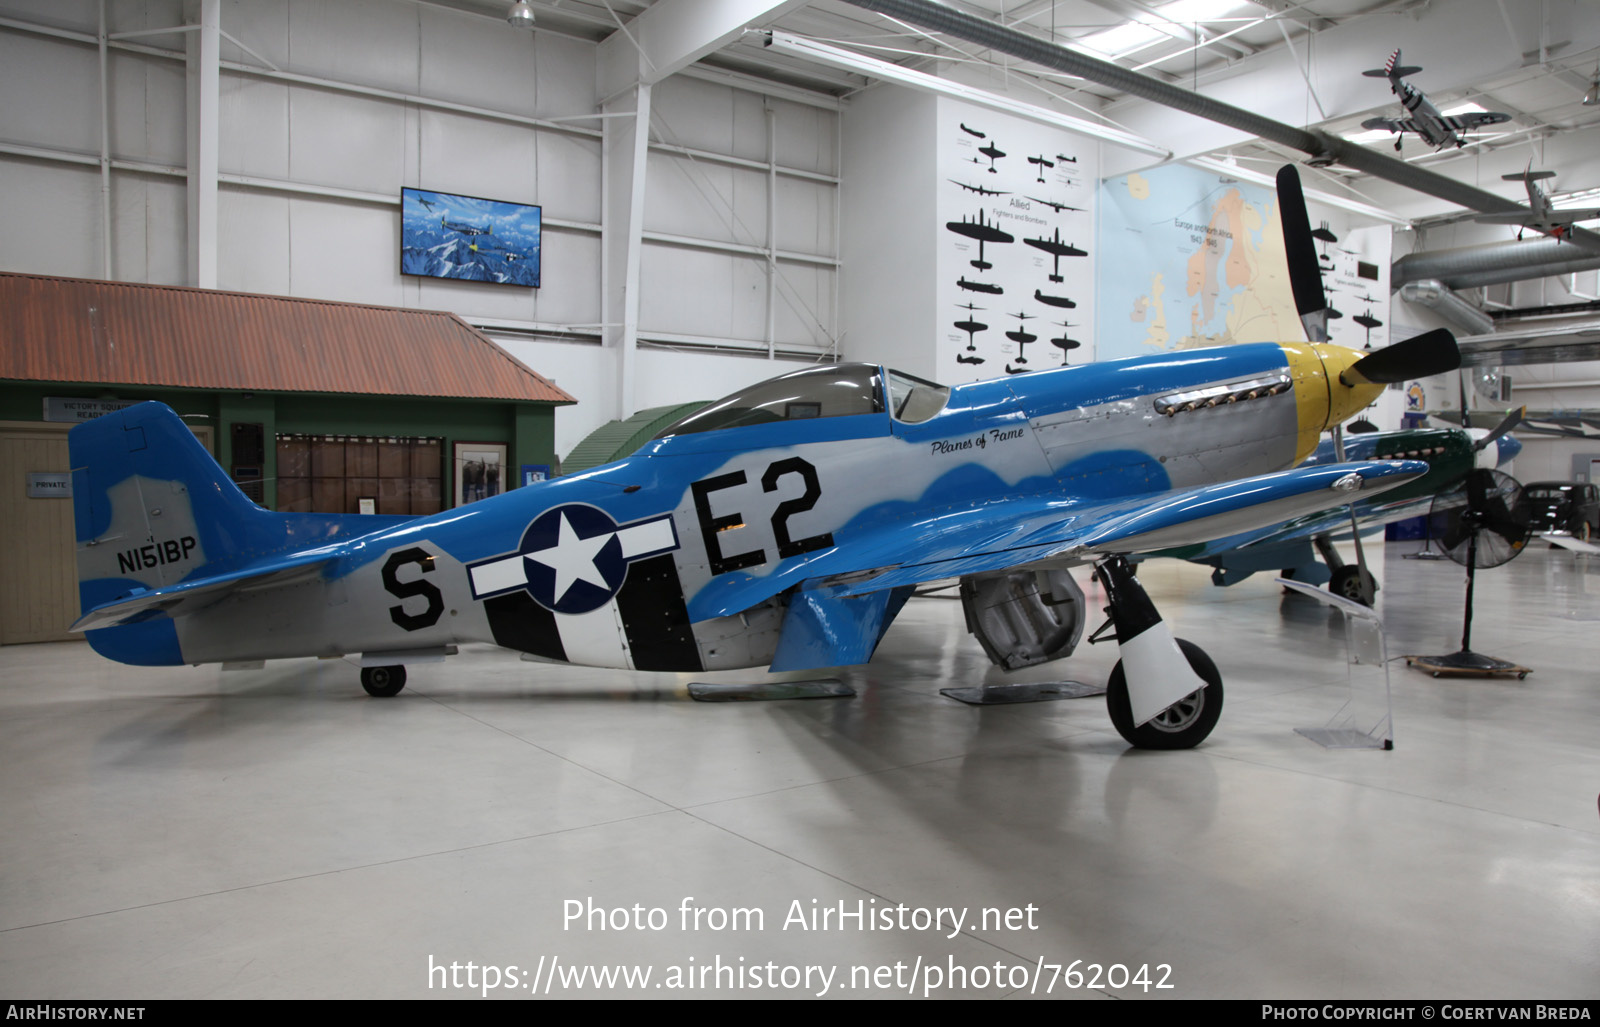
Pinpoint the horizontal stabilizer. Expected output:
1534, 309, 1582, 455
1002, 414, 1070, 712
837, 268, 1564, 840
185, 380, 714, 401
71, 553, 334, 631
1504, 170, 1557, 181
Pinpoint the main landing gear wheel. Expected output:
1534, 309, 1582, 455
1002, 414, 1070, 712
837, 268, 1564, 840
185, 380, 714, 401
1105, 639, 1224, 750
1328, 565, 1377, 607
361, 665, 407, 697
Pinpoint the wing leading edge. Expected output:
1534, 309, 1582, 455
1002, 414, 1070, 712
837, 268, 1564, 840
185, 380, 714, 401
691, 459, 1429, 622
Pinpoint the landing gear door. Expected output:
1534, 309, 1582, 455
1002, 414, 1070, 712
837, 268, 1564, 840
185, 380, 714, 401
961, 568, 1086, 670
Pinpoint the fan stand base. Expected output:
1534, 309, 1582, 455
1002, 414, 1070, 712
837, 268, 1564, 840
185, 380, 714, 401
1405, 651, 1530, 679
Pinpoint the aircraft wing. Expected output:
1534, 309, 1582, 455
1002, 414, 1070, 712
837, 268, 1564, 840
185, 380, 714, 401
688, 460, 1427, 619
1360, 116, 1415, 132
70, 550, 339, 632
1444, 112, 1512, 130
1193, 489, 1437, 556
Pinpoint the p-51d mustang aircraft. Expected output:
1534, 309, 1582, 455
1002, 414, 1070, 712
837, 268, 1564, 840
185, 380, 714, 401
68, 171, 1458, 751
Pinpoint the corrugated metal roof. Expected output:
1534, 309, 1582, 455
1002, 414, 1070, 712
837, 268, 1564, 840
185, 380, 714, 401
0, 272, 575, 404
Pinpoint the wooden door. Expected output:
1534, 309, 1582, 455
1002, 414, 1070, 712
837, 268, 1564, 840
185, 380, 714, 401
0, 421, 214, 646
0, 424, 76, 643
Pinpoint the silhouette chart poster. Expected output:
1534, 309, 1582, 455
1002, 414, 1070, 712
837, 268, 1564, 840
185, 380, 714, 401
936, 97, 1097, 382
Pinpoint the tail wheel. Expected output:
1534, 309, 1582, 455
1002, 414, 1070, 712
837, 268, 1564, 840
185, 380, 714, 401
361, 665, 407, 697
1105, 639, 1223, 750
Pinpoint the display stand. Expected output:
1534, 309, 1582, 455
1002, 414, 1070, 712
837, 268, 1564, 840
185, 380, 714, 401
940, 680, 1104, 705
1276, 577, 1395, 750
1543, 533, 1600, 556
687, 679, 853, 702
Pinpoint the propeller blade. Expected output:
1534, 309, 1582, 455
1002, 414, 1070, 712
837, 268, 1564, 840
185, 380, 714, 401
1276, 166, 1328, 342
1339, 328, 1461, 386
1472, 406, 1524, 452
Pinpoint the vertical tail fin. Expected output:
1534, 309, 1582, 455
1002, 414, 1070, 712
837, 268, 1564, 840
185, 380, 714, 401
69, 402, 411, 665
70, 402, 280, 609
70, 402, 281, 663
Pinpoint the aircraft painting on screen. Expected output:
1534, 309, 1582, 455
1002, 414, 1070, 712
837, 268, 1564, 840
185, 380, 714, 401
1153, 420, 1522, 604
1359, 49, 1511, 151
1475, 166, 1600, 243
66, 170, 1459, 751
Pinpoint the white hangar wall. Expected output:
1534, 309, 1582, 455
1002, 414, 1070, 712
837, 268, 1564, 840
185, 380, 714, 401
0, 0, 841, 458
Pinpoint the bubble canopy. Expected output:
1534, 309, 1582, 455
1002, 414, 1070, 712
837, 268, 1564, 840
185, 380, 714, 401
654, 364, 949, 439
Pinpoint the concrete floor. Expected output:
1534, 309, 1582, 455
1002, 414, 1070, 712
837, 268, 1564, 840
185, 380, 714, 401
1, 542, 1597, 1000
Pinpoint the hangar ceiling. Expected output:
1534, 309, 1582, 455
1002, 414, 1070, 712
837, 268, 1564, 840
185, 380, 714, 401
424, 0, 1600, 223
414, 0, 1600, 364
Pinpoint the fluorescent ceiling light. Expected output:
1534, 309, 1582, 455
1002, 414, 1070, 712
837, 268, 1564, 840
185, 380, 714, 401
1340, 127, 1397, 146
1554, 186, 1600, 205
1439, 101, 1487, 117
1553, 186, 1600, 215
1161, 0, 1249, 22
1081, 0, 1248, 56
1079, 22, 1165, 57
765, 32, 1170, 158
1188, 156, 1411, 225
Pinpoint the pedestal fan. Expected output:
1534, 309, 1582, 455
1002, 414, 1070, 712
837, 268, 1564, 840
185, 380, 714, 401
1405, 468, 1533, 678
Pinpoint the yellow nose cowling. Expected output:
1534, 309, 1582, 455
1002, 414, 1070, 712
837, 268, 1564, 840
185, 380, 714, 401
1281, 342, 1387, 463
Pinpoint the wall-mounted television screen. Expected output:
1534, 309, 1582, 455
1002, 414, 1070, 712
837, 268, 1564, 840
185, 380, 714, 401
400, 187, 541, 287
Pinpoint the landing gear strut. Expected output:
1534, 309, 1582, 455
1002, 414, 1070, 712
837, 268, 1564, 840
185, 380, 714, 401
361, 665, 407, 697
1316, 534, 1377, 606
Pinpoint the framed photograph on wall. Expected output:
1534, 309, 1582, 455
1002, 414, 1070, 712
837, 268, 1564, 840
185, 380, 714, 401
400, 187, 541, 287
454, 442, 507, 507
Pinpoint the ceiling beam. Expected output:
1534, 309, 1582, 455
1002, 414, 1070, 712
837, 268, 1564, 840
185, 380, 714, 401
597, 0, 807, 100
836, 0, 1600, 249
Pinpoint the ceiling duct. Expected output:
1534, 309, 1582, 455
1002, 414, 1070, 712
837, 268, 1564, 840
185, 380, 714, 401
835, 0, 1600, 250
1393, 237, 1600, 290
1397, 280, 1495, 336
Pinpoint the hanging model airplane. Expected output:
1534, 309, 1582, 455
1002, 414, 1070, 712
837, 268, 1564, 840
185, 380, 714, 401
1475, 166, 1600, 242
1359, 49, 1511, 151
66, 169, 1459, 751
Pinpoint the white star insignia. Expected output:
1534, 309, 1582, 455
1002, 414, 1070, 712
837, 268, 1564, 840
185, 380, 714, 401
524, 513, 613, 603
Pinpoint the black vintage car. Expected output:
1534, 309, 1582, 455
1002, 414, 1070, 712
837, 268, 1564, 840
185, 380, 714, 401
1524, 481, 1600, 539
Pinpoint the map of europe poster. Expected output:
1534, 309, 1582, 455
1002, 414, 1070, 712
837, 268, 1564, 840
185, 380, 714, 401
1096, 163, 1299, 360
401, 188, 541, 287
